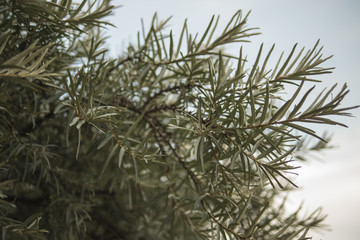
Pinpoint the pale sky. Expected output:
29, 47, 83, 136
106, 1, 360, 239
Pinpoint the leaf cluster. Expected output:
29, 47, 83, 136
0, 1, 358, 239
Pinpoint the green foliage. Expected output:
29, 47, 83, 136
0, 0, 358, 239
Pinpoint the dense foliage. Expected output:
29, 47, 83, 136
0, 0, 357, 239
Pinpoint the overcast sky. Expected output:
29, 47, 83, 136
106, 1, 360, 239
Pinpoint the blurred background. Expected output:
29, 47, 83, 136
105, 0, 360, 239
